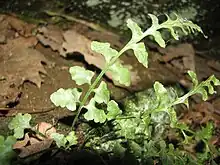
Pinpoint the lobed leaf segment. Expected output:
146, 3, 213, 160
0, 136, 16, 165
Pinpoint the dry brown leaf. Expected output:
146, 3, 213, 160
0, 14, 36, 44
29, 137, 41, 145
34, 122, 56, 140
0, 15, 15, 44
71, 23, 123, 48
180, 102, 220, 127
0, 37, 50, 106
36, 25, 64, 52
195, 55, 220, 81
208, 60, 220, 72
61, 29, 105, 66
13, 122, 55, 158
6, 15, 36, 37
158, 43, 196, 73
13, 133, 30, 149
17, 139, 53, 158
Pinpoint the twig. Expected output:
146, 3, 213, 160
43, 10, 118, 37
0, 106, 56, 116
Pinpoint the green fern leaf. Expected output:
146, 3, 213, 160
126, 19, 144, 42
130, 42, 148, 68
109, 60, 131, 86
106, 100, 122, 120
150, 71, 220, 128
182, 71, 220, 101
93, 81, 110, 104
84, 98, 107, 123
91, 41, 118, 63
147, 13, 207, 47
69, 66, 94, 85
8, 113, 31, 139
0, 136, 16, 165
50, 88, 82, 111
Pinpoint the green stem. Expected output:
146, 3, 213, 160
71, 20, 166, 129
115, 116, 135, 120
71, 45, 129, 129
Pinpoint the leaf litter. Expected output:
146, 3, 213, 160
13, 121, 56, 158
0, 36, 52, 107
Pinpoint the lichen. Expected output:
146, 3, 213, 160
86, 0, 102, 7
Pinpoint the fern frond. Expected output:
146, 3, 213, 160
142, 13, 207, 47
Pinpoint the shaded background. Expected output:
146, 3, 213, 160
0, 0, 220, 58
0, 0, 219, 35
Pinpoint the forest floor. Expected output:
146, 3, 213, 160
0, 13, 220, 164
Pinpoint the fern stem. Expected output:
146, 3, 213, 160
71, 45, 130, 129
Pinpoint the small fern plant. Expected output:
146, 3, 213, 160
49, 13, 219, 156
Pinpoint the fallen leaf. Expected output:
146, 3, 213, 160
13, 122, 55, 158
17, 139, 53, 158
195, 55, 220, 81
208, 60, 220, 72
0, 14, 36, 45
158, 43, 196, 73
6, 15, 36, 37
36, 25, 64, 52
61, 29, 106, 67
71, 22, 123, 49
0, 37, 51, 106
34, 122, 56, 140
180, 102, 220, 127
0, 15, 15, 44
13, 133, 30, 149
29, 137, 41, 145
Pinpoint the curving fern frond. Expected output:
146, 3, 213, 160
145, 13, 207, 47
149, 71, 220, 128
174, 71, 220, 104
126, 13, 206, 68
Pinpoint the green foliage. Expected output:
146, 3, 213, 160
84, 98, 107, 123
93, 81, 110, 104
108, 60, 131, 86
147, 14, 207, 47
196, 122, 214, 141
48, 13, 219, 164
0, 135, 16, 165
84, 82, 122, 123
126, 19, 143, 42
86, 73, 219, 164
106, 100, 122, 120
186, 71, 220, 101
91, 41, 131, 86
51, 131, 77, 149
126, 14, 206, 69
91, 41, 118, 63
8, 113, 31, 139
69, 66, 94, 85
130, 42, 148, 68
50, 88, 82, 111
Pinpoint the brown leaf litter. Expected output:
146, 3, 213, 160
13, 122, 56, 158
0, 37, 52, 106
157, 43, 196, 73
0, 15, 52, 107
149, 43, 220, 89
179, 99, 220, 148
